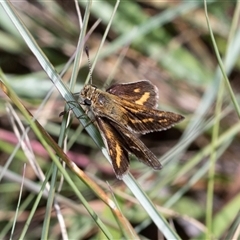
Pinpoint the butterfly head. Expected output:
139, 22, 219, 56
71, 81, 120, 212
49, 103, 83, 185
80, 84, 98, 106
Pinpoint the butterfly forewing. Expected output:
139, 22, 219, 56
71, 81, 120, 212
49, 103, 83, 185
111, 101, 184, 134
97, 117, 162, 179
96, 117, 129, 178
109, 120, 162, 170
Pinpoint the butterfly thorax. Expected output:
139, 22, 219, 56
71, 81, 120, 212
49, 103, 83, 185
80, 84, 125, 120
80, 84, 114, 112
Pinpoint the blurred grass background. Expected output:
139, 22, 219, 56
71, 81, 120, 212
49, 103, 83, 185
0, 1, 240, 239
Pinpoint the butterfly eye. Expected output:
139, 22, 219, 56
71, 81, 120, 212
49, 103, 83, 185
84, 99, 91, 106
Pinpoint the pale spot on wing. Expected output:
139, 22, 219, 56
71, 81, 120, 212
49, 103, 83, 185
106, 129, 122, 168
115, 142, 122, 168
159, 119, 168, 123
134, 88, 141, 93
129, 119, 142, 124
130, 118, 154, 123
142, 118, 154, 123
135, 92, 150, 105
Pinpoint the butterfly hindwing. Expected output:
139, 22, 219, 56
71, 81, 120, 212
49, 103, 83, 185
107, 80, 158, 108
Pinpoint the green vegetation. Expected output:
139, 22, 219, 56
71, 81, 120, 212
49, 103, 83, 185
0, 1, 239, 239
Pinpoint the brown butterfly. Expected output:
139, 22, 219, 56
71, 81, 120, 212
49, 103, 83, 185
79, 80, 184, 179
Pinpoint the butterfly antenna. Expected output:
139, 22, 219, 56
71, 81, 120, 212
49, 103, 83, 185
85, 45, 93, 85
